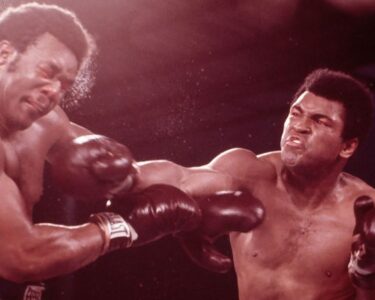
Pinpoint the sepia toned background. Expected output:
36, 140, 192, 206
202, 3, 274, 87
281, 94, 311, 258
1, 0, 375, 299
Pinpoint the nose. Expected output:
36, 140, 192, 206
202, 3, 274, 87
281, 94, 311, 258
292, 117, 312, 134
40, 80, 62, 104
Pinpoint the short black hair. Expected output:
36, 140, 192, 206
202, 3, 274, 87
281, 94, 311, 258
0, 2, 95, 68
292, 68, 373, 143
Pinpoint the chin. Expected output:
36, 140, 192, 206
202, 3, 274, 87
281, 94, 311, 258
281, 149, 300, 167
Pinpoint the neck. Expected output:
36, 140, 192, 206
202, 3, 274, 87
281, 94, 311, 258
281, 159, 345, 209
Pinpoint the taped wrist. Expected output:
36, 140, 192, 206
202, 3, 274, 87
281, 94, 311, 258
90, 212, 137, 255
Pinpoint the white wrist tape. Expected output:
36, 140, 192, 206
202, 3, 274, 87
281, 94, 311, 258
90, 212, 138, 255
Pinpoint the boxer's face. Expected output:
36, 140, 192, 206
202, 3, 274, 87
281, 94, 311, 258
280, 91, 349, 172
0, 33, 78, 133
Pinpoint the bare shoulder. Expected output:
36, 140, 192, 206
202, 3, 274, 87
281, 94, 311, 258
207, 148, 278, 182
37, 106, 69, 132
33, 106, 70, 143
340, 172, 375, 200
35, 106, 92, 160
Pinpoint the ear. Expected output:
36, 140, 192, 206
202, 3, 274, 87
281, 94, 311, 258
339, 138, 358, 159
0, 40, 16, 65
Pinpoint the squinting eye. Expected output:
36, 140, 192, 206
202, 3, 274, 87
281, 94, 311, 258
290, 111, 299, 117
39, 68, 53, 78
316, 119, 330, 127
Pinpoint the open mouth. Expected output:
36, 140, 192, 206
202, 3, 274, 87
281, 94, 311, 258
282, 135, 307, 156
285, 135, 304, 147
287, 136, 302, 145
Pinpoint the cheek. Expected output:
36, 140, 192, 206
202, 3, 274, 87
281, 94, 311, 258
2, 78, 19, 101
7, 78, 37, 100
311, 133, 343, 154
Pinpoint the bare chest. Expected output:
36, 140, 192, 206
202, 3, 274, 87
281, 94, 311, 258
231, 184, 355, 299
3, 133, 49, 207
239, 206, 353, 272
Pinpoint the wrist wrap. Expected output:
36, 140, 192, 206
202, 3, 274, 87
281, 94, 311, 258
90, 212, 137, 255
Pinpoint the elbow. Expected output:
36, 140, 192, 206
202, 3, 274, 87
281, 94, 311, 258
0, 249, 44, 283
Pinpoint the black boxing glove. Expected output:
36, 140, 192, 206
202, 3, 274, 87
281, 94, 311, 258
348, 195, 375, 289
90, 184, 202, 254
177, 190, 265, 273
51, 135, 137, 201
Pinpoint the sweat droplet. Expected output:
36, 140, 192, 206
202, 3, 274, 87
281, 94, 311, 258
325, 271, 332, 277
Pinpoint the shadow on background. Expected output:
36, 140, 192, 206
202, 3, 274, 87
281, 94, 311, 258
1, 0, 372, 299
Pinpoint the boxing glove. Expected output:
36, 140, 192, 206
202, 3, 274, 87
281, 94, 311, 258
51, 135, 137, 201
349, 195, 375, 289
177, 190, 265, 273
90, 184, 202, 254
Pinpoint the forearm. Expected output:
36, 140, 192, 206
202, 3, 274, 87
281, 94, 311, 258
2, 222, 103, 282
136, 160, 235, 197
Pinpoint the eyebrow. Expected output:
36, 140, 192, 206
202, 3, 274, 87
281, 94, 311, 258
48, 61, 76, 85
290, 104, 334, 122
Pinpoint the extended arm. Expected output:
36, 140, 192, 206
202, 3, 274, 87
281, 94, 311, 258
135, 147, 270, 195
134, 149, 268, 273
44, 109, 266, 274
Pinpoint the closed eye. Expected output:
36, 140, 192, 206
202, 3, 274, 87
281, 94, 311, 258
289, 107, 302, 117
38, 62, 59, 79
313, 115, 333, 127
38, 66, 53, 78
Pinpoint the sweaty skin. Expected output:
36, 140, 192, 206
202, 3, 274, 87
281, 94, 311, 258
0, 33, 105, 282
135, 92, 375, 300
231, 153, 364, 300
1, 28, 373, 299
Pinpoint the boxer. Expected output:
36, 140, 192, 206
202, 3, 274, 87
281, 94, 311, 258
0, 3, 265, 300
130, 69, 375, 299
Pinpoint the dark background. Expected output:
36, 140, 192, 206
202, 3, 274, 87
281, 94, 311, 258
2, 0, 375, 299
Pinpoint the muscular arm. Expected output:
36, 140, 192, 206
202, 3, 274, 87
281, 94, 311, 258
135, 160, 236, 196
0, 171, 104, 283
45, 107, 272, 199
135, 148, 275, 196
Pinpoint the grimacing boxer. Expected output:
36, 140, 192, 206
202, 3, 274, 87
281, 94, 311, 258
0, 3, 264, 300
128, 69, 375, 300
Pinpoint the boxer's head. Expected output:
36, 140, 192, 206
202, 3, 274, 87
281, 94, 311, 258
0, 3, 95, 134
292, 68, 373, 144
0, 2, 94, 70
281, 69, 373, 173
